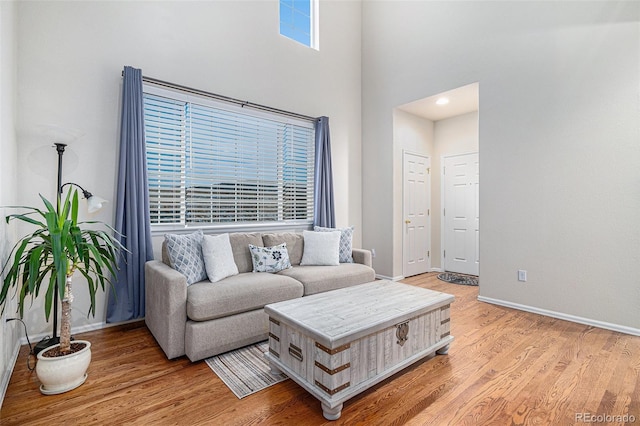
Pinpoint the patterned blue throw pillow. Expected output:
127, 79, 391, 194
164, 230, 208, 285
249, 243, 292, 273
314, 226, 354, 263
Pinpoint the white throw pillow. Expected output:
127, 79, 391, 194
314, 226, 354, 263
201, 233, 239, 283
300, 230, 341, 266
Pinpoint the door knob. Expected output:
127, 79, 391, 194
405, 220, 411, 224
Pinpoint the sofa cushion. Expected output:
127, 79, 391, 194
228, 233, 264, 273
277, 264, 375, 296
249, 243, 292, 273
262, 233, 304, 265
186, 273, 303, 321
161, 241, 171, 266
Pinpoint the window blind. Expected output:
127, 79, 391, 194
143, 90, 315, 228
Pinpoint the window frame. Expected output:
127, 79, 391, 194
143, 84, 316, 236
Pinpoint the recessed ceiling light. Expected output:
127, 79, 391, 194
436, 97, 449, 105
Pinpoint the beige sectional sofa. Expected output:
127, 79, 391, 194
145, 232, 375, 361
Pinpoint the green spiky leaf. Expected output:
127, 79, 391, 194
0, 189, 124, 347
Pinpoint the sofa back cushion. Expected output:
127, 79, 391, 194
162, 241, 171, 266
262, 232, 304, 265
228, 233, 264, 273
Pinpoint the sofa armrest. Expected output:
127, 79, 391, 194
352, 248, 372, 268
145, 260, 188, 359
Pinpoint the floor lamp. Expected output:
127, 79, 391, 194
33, 143, 108, 355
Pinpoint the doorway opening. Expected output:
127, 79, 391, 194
395, 82, 479, 279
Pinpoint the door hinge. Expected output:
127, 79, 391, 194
428, 251, 430, 257
443, 250, 446, 258
427, 167, 430, 174
443, 208, 446, 216
428, 209, 430, 216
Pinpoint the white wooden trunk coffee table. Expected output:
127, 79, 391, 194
264, 280, 454, 420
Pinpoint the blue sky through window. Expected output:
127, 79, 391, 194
280, 0, 313, 47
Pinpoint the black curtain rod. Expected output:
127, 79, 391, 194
122, 71, 317, 123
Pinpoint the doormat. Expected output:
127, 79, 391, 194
205, 341, 288, 399
437, 272, 479, 286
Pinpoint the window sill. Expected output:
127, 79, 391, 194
151, 221, 314, 237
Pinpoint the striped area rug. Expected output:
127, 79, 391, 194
205, 341, 288, 399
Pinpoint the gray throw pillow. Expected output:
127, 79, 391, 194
164, 230, 208, 285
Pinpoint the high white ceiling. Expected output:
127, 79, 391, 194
397, 82, 479, 122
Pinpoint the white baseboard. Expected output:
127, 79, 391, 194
375, 274, 404, 281
378, 271, 442, 281
477, 296, 640, 337
20, 318, 144, 346
0, 339, 21, 410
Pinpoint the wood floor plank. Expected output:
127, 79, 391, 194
1, 272, 638, 425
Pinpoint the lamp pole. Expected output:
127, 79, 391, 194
53, 143, 67, 342
33, 143, 67, 354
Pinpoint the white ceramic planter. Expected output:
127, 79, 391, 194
36, 340, 92, 395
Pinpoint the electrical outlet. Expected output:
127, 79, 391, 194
371, 248, 376, 258
518, 270, 527, 282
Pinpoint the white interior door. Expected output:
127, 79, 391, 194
403, 152, 430, 277
443, 152, 479, 276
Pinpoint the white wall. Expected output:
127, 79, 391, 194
432, 111, 479, 269
16, 1, 362, 337
0, 0, 19, 408
362, 1, 640, 331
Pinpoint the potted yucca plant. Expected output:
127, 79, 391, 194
0, 189, 122, 394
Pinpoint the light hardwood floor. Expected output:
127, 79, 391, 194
1, 273, 638, 425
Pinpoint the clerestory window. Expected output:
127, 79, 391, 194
279, 0, 318, 49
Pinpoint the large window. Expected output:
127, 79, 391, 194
143, 86, 315, 230
279, 0, 318, 49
